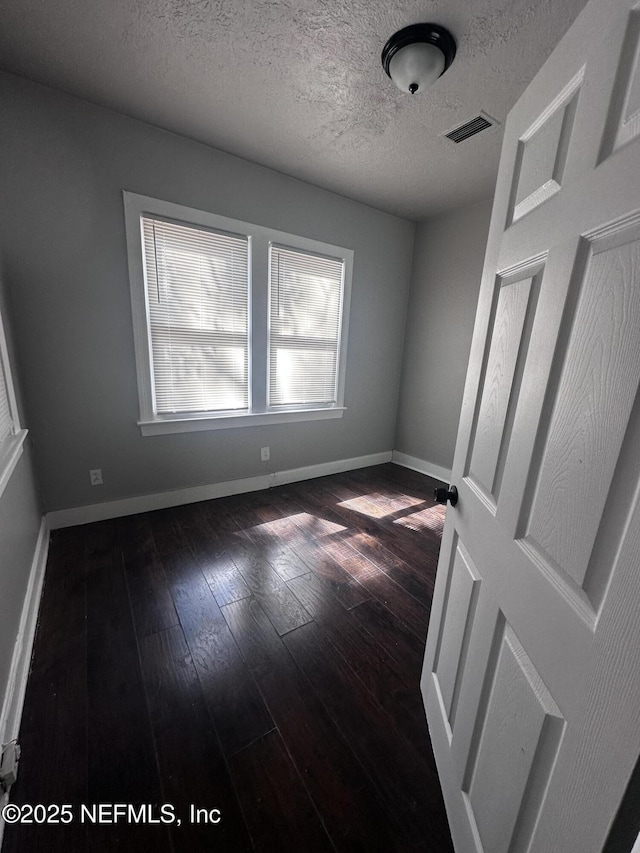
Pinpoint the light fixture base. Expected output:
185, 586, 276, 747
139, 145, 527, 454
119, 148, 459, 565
381, 23, 456, 93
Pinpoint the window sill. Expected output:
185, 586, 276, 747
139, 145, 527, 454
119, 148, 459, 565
0, 429, 28, 499
138, 407, 346, 436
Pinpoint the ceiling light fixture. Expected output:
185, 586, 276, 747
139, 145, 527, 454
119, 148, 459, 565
381, 24, 456, 95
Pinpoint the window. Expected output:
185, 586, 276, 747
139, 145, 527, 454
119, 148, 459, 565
124, 193, 352, 435
268, 245, 344, 409
142, 217, 249, 415
0, 307, 27, 497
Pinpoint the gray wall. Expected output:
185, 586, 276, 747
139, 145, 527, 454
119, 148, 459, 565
0, 72, 414, 513
394, 199, 492, 472
0, 271, 42, 727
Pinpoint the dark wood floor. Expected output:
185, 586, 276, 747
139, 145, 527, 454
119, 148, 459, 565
3, 464, 453, 852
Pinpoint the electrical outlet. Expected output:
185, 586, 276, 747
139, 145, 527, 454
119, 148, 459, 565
261, 447, 270, 462
89, 468, 103, 486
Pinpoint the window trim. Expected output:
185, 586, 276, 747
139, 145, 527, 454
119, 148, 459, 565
0, 308, 27, 498
123, 192, 353, 435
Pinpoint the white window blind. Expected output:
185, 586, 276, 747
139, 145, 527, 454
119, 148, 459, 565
268, 245, 344, 408
125, 193, 352, 433
142, 216, 249, 414
0, 308, 26, 498
0, 358, 13, 447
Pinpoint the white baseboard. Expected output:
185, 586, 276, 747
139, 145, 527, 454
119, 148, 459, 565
391, 451, 451, 484
0, 516, 49, 748
47, 452, 394, 529
47, 474, 269, 529
0, 517, 48, 846
270, 451, 392, 487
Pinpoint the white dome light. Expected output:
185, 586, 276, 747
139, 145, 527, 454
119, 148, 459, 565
382, 24, 456, 96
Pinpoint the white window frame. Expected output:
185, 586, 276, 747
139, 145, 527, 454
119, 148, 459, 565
0, 308, 28, 498
123, 192, 353, 436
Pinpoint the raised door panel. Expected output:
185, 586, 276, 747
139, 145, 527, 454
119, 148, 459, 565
519, 216, 640, 610
462, 620, 565, 853
509, 73, 582, 224
601, 6, 640, 157
432, 540, 482, 741
466, 261, 543, 508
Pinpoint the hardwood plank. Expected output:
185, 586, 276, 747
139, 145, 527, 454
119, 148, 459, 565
337, 474, 444, 565
318, 533, 431, 638
85, 574, 160, 801
334, 488, 426, 522
223, 596, 419, 851
28, 527, 87, 673
259, 502, 347, 542
391, 503, 447, 540
2, 648, 88, 853
162, 549, 275, 756
183, 519, 253, 606
125, 548, 179, 638
283, 621, 452, 849
315, 530, 379, 581
345, 466, 432, 496
85, 528, 172, 852
248, 500, 363, 602
287, 572, 429, 747
146, 505, 192, 553
139, 625, 253, 851
350, 597, 427, 688
205, 554, 253, 607
289, 538, 370, 610
340, 529, 435, 606
222, 533, 313, 636
274, 485, 386, 549
240, 524, 311, 583
284, 478, 362, 518
229, 730, 333, 853
118, 512, 156, 565
367, 463, 445, 498
222, 596, 320, 721
139, 624, 204, 722
253, 484, 432, 628
259, 495, 369, 608
3, 530, 88, 852
378, 515, 442, 562
199, 495, 251, 536
170, 500, 211, 532
309, 476, 369, 503
218, 500, 316, 580
252, 502, 307, 535
360, 501, 443, 566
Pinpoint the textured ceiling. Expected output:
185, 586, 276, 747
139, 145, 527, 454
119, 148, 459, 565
0, 0, 589, 220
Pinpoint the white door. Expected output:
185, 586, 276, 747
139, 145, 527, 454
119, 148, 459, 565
421, 0, 640, 851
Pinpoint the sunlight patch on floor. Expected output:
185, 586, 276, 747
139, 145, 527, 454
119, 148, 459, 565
394, 504, 447, 534
337, 492, 425, 519
321, 536, 379, 580
246, 513, 346, 540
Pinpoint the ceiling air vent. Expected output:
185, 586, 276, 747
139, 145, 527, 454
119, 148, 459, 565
444, 112, 497, 143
